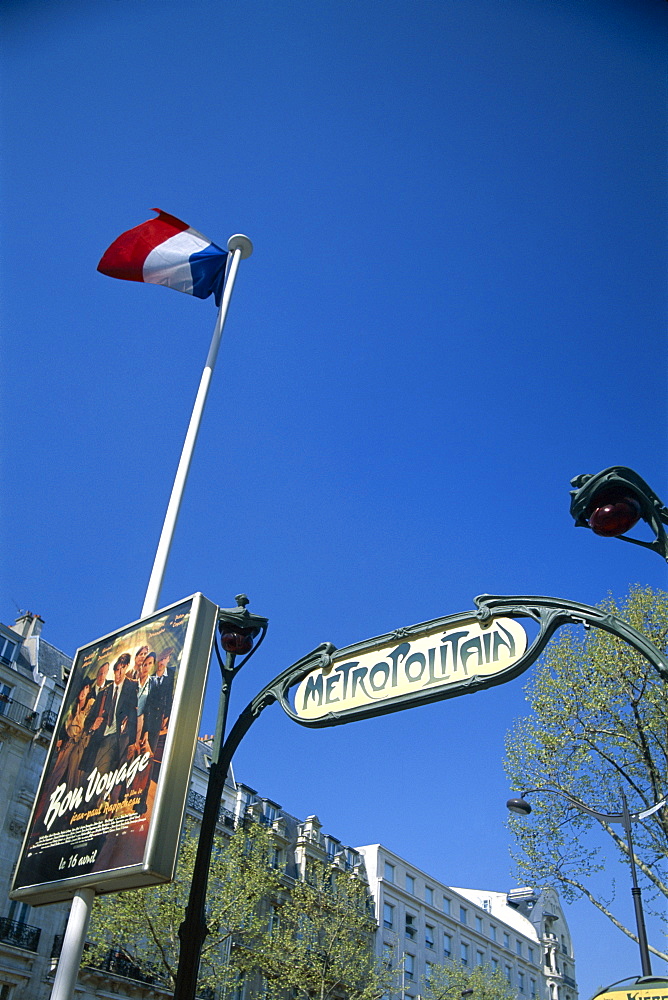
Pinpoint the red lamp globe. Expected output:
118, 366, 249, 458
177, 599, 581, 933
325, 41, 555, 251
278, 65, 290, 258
587, 491, 642, 537
220, 631, 253, 654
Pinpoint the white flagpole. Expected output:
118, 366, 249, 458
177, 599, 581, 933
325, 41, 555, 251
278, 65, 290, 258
50, 232, 253, 1000
141, 233, 253, 617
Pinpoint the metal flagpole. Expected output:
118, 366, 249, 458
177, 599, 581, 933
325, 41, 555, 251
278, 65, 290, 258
50, 233, 253, 1000
142, 233, 254, 617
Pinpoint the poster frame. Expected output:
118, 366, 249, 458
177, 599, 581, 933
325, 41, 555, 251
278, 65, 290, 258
10, 593, 218, 906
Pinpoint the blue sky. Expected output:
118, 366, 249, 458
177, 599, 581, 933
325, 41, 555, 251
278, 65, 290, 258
1, 0, 667, 995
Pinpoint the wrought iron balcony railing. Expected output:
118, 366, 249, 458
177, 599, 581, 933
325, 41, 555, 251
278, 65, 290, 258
0, 695, 41, 731
0, 917, 41, 951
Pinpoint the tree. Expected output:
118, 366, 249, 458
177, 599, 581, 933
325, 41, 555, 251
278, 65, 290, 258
504, 584, 668, 962
245, 860, 394, 1000
87, 821, 282, 994
424, 960, 518, 1000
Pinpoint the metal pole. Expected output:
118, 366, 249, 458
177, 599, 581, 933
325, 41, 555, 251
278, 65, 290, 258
49, 888, 95, 1000
173, 649, 236, 1000
142, 234, 253, 618
510, 787, 662, 978
49, 234, 253, 1000
621, 791, 653, 975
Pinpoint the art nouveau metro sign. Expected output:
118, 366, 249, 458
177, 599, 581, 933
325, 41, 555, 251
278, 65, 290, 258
261, 594, 668, 730
292, 615, 527, 723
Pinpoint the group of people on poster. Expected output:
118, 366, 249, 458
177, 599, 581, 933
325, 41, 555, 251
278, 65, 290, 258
43, 644, 175, 824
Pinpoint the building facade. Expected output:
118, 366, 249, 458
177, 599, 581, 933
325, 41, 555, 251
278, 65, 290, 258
358, 844, 578, 1000
0, 613, 70, 1000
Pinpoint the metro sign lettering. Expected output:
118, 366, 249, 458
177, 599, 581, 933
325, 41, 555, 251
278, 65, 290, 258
292, 616, 527, 724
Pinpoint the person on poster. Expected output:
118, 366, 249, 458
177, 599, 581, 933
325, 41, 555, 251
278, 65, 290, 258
79, 662, 112, 775
128, 645, 149, 681
133, 647, 175, 815
94, 654, 137, 791
143, 646, 174, 757
34, 680, 96, 828
134, 651, 155, 751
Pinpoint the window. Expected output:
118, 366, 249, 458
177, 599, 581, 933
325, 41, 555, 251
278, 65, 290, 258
345, 848, 358, 869
505, 965, 512, 984
268, 905, 279, 934
405, 913, 416, 940
528, 946, 535, 963
475, 915, 483, 933
262, 803, 277, 823
443, 932, 452, 957
491, 957, 499, 971
425, 962, 433, 986
425, 886, 433, 905
519, 972, 526, 993
383, 944, 394, 969
476, 950, 485, 966
461, 942, 469, 966
530, 979, 537, 998
503, 932, 510, 949
326, 837, 340, 859
459, 905, 468, 925
271, 847, 282, 869
490, 924, 497, 941
443, 896, 451, 915
405, 874, 415, 893
383, 903, 394, 929
404, 954, 415, 981
384, 862, 395, 882
7, 901, 31, 925
0, 636, 17, 665
425, 924, 434, 949
516, 940, 522, 957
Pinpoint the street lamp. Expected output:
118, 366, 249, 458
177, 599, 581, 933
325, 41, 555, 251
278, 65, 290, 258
506, 787, 667, 976
569, 466, 668, 560
173, 594, 268, 1000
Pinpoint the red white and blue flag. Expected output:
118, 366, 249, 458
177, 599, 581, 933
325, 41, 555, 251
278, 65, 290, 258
98, 209, 228, 305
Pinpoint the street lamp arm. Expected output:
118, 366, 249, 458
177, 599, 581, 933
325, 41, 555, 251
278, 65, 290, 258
516, 787, 667, 826
517, 786, 625, 824
509, 784, 665, 976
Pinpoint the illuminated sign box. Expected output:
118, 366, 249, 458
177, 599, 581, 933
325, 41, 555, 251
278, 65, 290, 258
11, 593, 218, 905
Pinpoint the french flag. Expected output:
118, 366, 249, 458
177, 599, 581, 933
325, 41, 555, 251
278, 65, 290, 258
98, 209, 228, 305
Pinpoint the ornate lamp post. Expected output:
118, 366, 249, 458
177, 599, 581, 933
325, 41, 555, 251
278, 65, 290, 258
507, 788, 667, 976
173, 595, 268, 1000
569, 466, 668, 560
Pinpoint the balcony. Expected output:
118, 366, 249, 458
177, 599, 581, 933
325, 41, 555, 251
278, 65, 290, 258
0, 917, 41, 951
52, 936, 165, 987
0, 696, 40, 732
563, 975, 577, 989
186, 790, 236, 829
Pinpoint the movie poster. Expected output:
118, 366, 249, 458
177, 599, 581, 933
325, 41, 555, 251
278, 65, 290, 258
11, 593, 218, 905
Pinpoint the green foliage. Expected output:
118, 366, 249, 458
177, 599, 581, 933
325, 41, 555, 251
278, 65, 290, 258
504, 585, 668, 960
245, 862, 393, 1000
87, 822, 282, 993
424, 960, 518, 1000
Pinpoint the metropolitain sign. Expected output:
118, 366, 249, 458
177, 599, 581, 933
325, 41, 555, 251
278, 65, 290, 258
292, 616, 526, 723
268, 594, 668, 729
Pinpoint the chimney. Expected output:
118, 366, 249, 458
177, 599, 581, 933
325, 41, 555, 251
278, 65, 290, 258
13, 612, 44, 639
